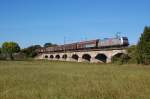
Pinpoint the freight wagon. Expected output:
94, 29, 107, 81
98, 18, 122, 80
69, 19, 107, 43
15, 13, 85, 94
77, 39, 98, 49
63, 43, 77, 51
36, 37, 129, 53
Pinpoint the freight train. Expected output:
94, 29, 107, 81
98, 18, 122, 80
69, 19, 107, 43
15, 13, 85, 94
37, 37, 129, 53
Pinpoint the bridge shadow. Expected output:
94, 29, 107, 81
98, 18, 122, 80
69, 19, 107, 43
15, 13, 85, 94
95, 54, 107, 63
62, 54, 67, 60
44, 55, 48, 59
82, 54, 91, 62
111, 53, 128, 63
72, 54, 79, 61
55, 55, 60, 60
50, 55, 54, 59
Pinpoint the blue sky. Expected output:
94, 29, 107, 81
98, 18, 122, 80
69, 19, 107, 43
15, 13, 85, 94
0, 0, 150, 48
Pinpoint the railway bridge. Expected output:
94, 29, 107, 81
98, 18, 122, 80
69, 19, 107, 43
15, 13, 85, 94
35, 48, 127, 63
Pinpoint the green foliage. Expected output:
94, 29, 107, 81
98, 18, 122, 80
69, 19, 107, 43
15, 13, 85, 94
0, 48, 6, 60
21, 45, 41, 57
127, 45, 137, 63
137, 26, 150, 65
0, 47, 1, 54
13, 52, 26, 60
1, 42, 20, 60
44, 43, 53, 47
44, 43, 57, 47
112, 53, 130, 65
0, 54, 6, 60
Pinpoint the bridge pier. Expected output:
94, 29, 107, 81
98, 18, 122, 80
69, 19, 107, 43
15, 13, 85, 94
78, 57, 83, 62
65, 57, 70, 61
106, 57, 112, 63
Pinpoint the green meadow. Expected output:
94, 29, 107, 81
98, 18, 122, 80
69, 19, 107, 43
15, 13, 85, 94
0, 60, 150, 99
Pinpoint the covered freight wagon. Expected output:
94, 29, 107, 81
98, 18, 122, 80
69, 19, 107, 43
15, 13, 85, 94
53, 46, 63, 52
63, 43, 77, 51
36, 47, 46, 53
77, 39, 98, 49
46, 47, 54, 52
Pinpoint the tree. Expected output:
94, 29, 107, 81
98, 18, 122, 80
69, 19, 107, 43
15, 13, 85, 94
0, 47, 7, 60
137, 26, 150, 65
21, 45, 41, 57
112, 53, 130, 65
2, 42, 20, 60
44, 43, 57, 47
44, 43, 52, 47
127, 45, 137, 63
0, 47, 1, 54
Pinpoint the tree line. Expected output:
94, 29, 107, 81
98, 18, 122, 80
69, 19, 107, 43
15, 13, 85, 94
0, 26, 150, 65
0, 42, 57, 60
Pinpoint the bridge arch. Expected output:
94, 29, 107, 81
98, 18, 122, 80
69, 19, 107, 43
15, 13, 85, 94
112, 53, 124, 58
44, 55, 48, 59
55, 55, 60, 59
112, 50, 127, 57
50, 55, 54, 59
82, 54, 91, 62
62, 54, 67, 60
72, 54, 79, 61
111, 53, 128, 63
95, 53, 107, 63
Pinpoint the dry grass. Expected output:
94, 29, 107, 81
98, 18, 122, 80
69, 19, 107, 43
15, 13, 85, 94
0, 60, 150, 99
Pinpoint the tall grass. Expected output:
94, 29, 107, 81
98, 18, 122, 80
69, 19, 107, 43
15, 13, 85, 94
0, 60, 150, 99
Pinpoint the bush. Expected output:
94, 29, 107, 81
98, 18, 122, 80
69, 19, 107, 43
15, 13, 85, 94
112, 54, 130, 65
0, 54, 6, 60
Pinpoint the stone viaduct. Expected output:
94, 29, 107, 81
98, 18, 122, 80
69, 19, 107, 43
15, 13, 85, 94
36, 48, 127, 63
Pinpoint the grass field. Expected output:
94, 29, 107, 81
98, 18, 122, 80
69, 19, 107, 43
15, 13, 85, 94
0, 61, 150, 99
